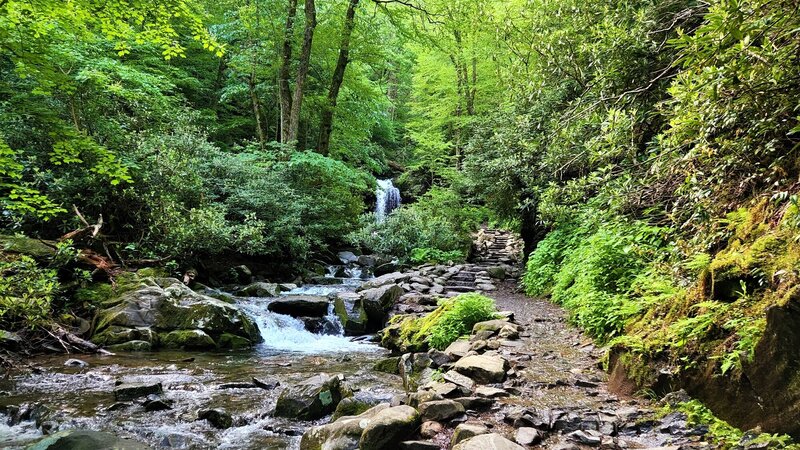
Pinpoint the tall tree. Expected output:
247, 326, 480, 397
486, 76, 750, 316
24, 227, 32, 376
278, 0, 298, 144
318, 0, 360, 155
287, 0, 316, 145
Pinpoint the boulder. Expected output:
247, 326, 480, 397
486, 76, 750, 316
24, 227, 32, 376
274, 373, 351, 420
373, 357, 401, 375
443, 370, 476, 392
420, 420, 443, 438
28, 430, 149, 450
93, 278, 260, 351
515, 427, 543, 446
418, 399, 465, 422
198, 408, 233, 429
334, 292, 369, 335
159, 329, 216, 350
267, 296, 330, 317
338, 251, 359, 264
400, 353, 436, 392
400, 441, 440, 450
236, 282, 280, 297
359, 272, 410, 291
486, 266, 506, 280
107, 340, 152, 352
361, 284, 404, 321
475, 386, 509, 398
453, 354, 508, 384
0, 329, 22, 350
452, 423, 489, 446
300, 403, 389, 450
114, 382, 163, 401
360, 405, 420, 450
452, 433, 525, 450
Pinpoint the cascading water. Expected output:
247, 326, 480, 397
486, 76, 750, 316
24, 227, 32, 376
375, 179, 401, 222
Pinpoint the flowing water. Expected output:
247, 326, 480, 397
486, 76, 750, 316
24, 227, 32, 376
375, 179, 401, 222
0, 279, 401, 449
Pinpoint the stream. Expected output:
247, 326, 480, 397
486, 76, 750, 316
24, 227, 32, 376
0, 275, 402, 449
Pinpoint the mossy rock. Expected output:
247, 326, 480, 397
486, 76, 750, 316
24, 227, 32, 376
107, 340, 152, 352
218, 333, 252, 349
92, 326, 157, 346
159, 329, 217, 350
0, 234, 55, 259
334, 294, 369, 335
373, 357, 400, 375
331, 397, 373, 421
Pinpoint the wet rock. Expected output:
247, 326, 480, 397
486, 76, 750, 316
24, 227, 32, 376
28, 430, 150, 450
418, 399, 465, 422
278, 283, 299, 292
567, 429, 602, 446
361, 284, 404, 323
334, 292, 369, 335
452, 423, 489, 445
94, 278, 261, 350
197, 408, 233, 429
400, 441, 440, 450
274, 373, 351, 420
452, 433, 525, 450
0, 329, 22, 350
236, 282, 280, 297
515, 427, 543, 446
143, 395, 172, 412
159, 329, 216, 350
359, 272, 410, 290
253, 377, 280, 390
420, 420, 444, 438
373, 356, 400, 374
63, 359, 88, 368
107, 340, 152, 352
453, 354, 508, 384
217, 332, 252, 349
267, 296, 330, 317
218, 382, 258, 389
300, 403, 389, 450
114, 382, 163, 401
360, 405, 420, 450
400, 353, 436, 391
159, 434, 190, 448
338, 251, 359, 264
105, 402, 132, 411
332, 397, 376, 420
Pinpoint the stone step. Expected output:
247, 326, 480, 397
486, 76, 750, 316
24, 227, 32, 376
443, 285, 477, 292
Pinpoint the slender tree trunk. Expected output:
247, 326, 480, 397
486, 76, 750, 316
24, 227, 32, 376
318, 0, 359, 156
249, 72, 267, 148
287, 0, 316, 146
279, 0, 298, 144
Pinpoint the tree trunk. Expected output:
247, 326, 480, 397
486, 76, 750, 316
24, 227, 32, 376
249, 71, 267, 148
318, 0, 359, 156
278, 0, 298, 144
287, 0, 316, 146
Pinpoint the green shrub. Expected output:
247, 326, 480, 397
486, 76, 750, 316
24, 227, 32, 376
0, 255, 60, 328
428, 293, 497, 350
409, 247, 465, 264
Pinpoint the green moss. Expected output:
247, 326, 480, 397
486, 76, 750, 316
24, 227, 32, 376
159, 329, 217, 349
217, 333, 251, 349
372, 357, 400, 374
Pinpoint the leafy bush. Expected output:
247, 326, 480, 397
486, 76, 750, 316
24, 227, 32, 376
428, 293, 497, 350
0, 255, 60, 328
409, 247, 465, 264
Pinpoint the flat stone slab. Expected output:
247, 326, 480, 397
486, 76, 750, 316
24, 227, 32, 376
267, 296, 330, 317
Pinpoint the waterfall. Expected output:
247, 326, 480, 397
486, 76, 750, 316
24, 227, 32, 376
375, 179, 401, 222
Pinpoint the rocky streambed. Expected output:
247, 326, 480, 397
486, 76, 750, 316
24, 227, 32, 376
1, 253, 723, 450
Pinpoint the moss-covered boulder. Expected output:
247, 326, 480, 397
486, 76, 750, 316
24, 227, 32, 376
300, 404, 390, 450
235, 282, 280, 297
28, 430, 150, 450
218, 333, 252, 349
159, 329, 217, 350
274, 373, 352, 420
92, 277, 261, 351
107, 340, 152, 352
334, 292, 369, 335
359, 405, 420, 450
0, 234, 56, 260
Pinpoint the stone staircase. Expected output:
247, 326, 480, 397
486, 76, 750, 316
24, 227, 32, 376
472, 228, 523, 266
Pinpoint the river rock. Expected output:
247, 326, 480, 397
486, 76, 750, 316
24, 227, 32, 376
338, 251, 359, 264
107, 340, 152, 352
373, 356, 401, 374
334, 292, 369, 335
443, 370, 476, 391
274, 373, 351, 420
93, 278, 261, 351
236, 282, 280, 297
454, 397, 493, 411
64, 359, 88, 368
358, 272, 410, 290
475, 386, 509, 398
159, 329, 216, 350
420, 420, 444, 438
418, 399, 465, 422
486, 266, 506, 279
198, 408, 233, 429
453, 354, 508, 384
114, 382, 163, 401
452, 433, 525, 450
400, 353, 436, 391
472, 320, 515, 335
300, 403, 389, 450
267, 296, 329, 317
28, 430, 149, 450
361, 284, 404, 320
359, 405, 420, 450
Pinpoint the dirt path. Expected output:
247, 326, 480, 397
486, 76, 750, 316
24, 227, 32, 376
477, 281, 712, 449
